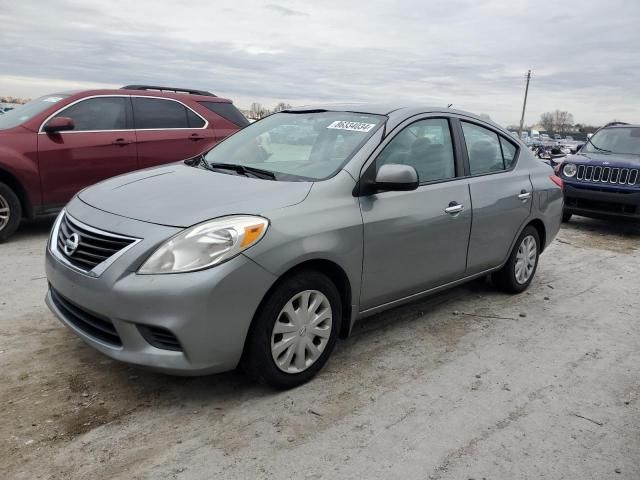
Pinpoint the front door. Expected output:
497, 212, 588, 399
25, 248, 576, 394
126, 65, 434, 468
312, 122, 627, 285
359, 117, 472, 311
38, 96, 137, 207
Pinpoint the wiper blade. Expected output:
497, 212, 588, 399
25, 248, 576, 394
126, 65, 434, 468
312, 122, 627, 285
207, 162, 277, 180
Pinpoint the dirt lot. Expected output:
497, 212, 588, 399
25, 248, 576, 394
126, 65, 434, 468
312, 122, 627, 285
1, 216, 639, 479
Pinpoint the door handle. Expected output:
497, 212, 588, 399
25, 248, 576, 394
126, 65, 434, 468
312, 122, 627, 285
444, 202, 464, 215
189, 134, 206, 141
518, 190, 532, 201
112, 138, 132, 146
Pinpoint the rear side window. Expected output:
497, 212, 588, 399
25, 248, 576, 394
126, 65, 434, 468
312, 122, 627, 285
133, 97, 201, 129
199, 101, 249, 127
462, 122, 516, 175
186, 108, 205, 128
55, 97, 127, 131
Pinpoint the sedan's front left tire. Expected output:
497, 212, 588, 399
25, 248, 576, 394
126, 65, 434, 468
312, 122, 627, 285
492, 225, 540, 294
241, 270, 342, 389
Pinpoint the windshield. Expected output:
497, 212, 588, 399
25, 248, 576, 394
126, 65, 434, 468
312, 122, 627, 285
583, 127, 640, 155
202, 111, 385, 181
0, 95, 69, 130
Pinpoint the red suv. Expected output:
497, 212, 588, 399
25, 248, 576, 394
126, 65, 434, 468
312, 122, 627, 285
0, 85, 248, 241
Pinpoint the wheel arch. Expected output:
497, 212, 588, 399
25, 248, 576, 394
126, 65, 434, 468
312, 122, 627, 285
241, 257, 354, 364
527, 218, 547, 252
0, 167, 33, 219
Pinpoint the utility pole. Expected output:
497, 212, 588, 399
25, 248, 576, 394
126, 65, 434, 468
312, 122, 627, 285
518, 70, 532, 136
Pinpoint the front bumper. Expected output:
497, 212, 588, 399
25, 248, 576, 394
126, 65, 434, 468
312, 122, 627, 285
564, 183, 640, 220
45, 199, 277, 375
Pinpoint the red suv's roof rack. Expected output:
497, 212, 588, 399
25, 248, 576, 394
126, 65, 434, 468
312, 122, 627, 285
121, 85, 216, 97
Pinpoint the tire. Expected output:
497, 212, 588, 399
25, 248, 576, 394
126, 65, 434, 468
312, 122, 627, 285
0, 182, 22, 243
241, 270, 342, 389
562, 210, 572, 223
492, 226, 540, 294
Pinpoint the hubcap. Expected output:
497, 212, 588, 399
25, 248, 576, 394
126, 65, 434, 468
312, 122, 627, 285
270, 290, 332, 374
0, 194, 10, 232
514, 235, 537, 285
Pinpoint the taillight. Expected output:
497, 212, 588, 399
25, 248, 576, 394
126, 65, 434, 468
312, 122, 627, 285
550, 175, 563, 190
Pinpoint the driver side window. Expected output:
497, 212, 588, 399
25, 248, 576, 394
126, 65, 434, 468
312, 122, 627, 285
377, 118, 456, 183
54, 97, 127, 131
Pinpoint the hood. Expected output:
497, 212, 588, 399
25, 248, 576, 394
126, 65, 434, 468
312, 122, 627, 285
78, 164, 312, 227
564, 152, 640, 168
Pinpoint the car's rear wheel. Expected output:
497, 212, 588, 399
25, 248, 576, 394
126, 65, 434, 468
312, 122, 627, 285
0, 182, 22, 243
562, 210, 572, 223
242, 270, 342, 389
492, 226, 540, 294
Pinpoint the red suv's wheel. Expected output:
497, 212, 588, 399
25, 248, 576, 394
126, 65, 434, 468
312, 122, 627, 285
0, 182, 22, 242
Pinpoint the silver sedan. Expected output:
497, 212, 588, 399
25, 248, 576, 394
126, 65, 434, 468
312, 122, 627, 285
45, 104, 563, 388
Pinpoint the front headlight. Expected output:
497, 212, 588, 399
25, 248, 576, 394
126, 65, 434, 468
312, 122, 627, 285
138, 215, 269, 274
562, 163, 577, 177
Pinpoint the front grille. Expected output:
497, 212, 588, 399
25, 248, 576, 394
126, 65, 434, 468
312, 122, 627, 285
50, 287, 122, 346
138, 325, 182, 351
56, 213, 136, 272
577, 165, 639, 186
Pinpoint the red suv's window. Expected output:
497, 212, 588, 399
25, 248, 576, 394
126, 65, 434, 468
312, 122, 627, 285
53, 97, 128, 131
133, 97, 204, 129
198, 101, 249, 127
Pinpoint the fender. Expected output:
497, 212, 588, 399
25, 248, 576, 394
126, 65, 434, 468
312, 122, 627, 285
0, 133, 41, 218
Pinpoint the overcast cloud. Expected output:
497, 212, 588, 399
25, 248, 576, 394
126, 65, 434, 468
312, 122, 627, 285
1, 0, 639, 126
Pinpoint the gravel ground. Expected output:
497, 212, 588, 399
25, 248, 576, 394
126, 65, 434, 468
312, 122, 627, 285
1, 216, 639, 480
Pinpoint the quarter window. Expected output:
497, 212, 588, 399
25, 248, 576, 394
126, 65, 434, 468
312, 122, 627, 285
500, 136, 518, 168
54, 97, 127, 131
377, 118, 456, 183
133, 97, 200, 129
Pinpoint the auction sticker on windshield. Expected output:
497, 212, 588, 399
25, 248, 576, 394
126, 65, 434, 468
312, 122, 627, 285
327, 121, 376, 132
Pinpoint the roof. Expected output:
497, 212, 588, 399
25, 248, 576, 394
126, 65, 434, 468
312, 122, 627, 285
602, 123, 639, 128
283, 103, 509, 135
53, 88, 232, 103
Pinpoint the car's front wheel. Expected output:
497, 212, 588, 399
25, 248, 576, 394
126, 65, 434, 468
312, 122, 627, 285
562, 210, 572, 223
492, 226, 540, 294
242, 270, 342, 389
0, 182, 22, 243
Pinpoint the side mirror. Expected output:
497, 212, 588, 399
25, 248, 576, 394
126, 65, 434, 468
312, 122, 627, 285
43, 117, 75, 133
373, 164, 419, 192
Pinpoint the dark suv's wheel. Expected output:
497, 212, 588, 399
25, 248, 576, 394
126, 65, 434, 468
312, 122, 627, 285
242, 270, 342, 389
562, 210, 572, 223
492, 225, 540, 294
0, 182, 22, 242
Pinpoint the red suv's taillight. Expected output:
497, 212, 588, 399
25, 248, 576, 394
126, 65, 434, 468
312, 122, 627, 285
550, 175, 563, 190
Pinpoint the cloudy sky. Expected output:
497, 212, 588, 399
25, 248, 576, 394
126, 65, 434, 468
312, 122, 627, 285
1, 0, 639, 126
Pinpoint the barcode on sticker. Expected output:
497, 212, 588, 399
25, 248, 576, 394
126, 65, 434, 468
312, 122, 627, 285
327, 121, 376, 132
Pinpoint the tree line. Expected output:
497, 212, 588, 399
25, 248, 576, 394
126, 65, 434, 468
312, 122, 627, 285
248, 102, 293, 119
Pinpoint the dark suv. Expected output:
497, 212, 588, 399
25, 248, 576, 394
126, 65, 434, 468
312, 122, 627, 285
558, 122, 640, 222
0, 85, 248, 241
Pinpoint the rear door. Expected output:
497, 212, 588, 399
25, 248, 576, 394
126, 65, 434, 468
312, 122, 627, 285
359, 117, 472, 310
132, 97, 216, 168
38, 96, 137, 207
457, 119, 533, 274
